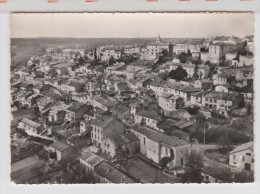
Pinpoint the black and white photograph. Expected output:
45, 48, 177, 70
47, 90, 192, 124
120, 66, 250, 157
10, 13, 254, 184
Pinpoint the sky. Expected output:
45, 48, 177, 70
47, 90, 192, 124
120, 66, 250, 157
11, 13, 254, 38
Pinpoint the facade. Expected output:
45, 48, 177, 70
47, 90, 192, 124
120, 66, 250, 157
158, 93, 184, 112
18, 118, 44, 135
208, 36, 242, 64
229, 141, 254, 171
134, 110, 160, 131
65, 103, 91, 121
47, 141, 73, 161
101, 132, 139, 158
91, 116, 125, 147
130, 126, 190, 169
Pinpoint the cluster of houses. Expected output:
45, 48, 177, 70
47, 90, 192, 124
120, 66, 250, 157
11, 34, 254, 183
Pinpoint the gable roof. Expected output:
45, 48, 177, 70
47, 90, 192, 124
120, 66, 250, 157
11, 156, 44, 173
94, 161, 135, 183
136, 110, 157, 120
80, 151, 104, 167
21, 118, 41, 129
49, 141, 70, 152
230, 141, 254, 154
132, 125, 189, 147
108, 132, 139, 146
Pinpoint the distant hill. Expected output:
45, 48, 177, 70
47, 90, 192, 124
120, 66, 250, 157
10, 37, 207, 71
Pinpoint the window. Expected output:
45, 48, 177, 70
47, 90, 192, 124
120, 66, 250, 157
246, 153, 251, 156
143, 137, 146, 145
180, 158, 184, 166
242, 156, 245, 161
165, 148, 168, 156
233, 155, 236, 159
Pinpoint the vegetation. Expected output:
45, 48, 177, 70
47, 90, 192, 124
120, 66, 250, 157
179, 150, 203, 183
168, 66, 188, 81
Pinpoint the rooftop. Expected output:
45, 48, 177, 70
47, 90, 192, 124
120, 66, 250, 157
108, 132, 139, 146
21, 118, 41, 129
230, 141, 254, 154
95, 161, 135, 183
132, 125, 190, 147
49, 141, 70, 152
11, 155, 44, 173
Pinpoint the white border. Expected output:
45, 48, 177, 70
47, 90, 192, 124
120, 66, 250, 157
1, 7, 260, 194
0, 0, 260, 12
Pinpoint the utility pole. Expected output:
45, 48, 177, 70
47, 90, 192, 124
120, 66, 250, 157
203, 125, 206, 144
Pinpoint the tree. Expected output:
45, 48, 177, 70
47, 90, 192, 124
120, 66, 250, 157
179, 150, 204, 183
108, 56, 115, 66
160, 149, 174, 171
187, 49, 192, 57
178, 52, 188, 63
94, 48, 97, 60
168, 66, 188, 81
243, 40, 248, 48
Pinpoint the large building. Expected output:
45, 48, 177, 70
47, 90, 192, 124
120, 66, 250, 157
130, 125, 190, 169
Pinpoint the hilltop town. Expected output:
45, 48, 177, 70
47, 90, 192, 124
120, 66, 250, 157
10, 35, 254, 184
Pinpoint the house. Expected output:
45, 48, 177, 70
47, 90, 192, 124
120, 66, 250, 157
158, 93, 184, 112
129, 99, 149, 116
134, 110, 162, 131
213, 73, 231, 85
229, 141, 254, 171
114, 81, 130, 94
47, 101, 70, 122
80, 120, 92, 134
130, 125, 190, 169
202, 91, 242, 112
208, 36, 243, 64
101, 132, 139, 158
123, 45, 141, 55
94, 161, 135, 183
140, 35, 169, 60
18, 118, 44, 135
65, 103, 92, 121
237, 55, 254, 67
109, 104, 130, 121
201, 166, 233, 183
91, 115, 125, 147
11, 156, 45, 184
157, 118, 193, 136
215, 83, 234, 93
48, 109, 66, 123
194, 79, 213, 90
80, 151, 105, 174
47, 141, 73, 161
90, 95, 118, 111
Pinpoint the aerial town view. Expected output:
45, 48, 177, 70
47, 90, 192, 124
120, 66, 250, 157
10, 13, 254, 184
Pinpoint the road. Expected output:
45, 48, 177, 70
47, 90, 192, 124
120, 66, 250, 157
191, 144, 228, 168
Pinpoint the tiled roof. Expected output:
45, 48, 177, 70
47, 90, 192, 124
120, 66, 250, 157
132, 126, 189, 147
91, 115, 114, 128
230, 141, 254, 154
136, 110, 157, 120
204, 91, 241, 101
202, 166, 233, 183
11, 155, 44, 173
80, 151, 104, 167
95, 161, 135, 183
49, 141, 70, 152
21, 118, 41, 129
109, 132, 139, 146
